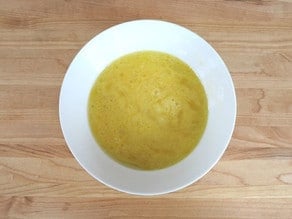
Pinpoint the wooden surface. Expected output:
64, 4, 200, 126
0, 0, 292, 218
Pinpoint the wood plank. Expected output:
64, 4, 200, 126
0, 197, 291, 219
0, 158, 291, 198
0, 126, 290, 158
0, 0, 291, 25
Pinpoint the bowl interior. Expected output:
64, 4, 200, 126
59, 20, 236, 195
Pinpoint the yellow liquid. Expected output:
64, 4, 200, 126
88, 51, 208, 170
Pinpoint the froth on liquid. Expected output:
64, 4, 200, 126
88, 51, 208, 170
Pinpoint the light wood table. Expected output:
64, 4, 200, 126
1, 1, 291, 218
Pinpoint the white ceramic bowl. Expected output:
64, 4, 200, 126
59, 20, 236, 195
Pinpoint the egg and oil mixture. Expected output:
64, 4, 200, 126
88, 51, 208, 170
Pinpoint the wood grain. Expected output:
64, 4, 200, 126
0, 197, 291, 218
0, 0, 291, 218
